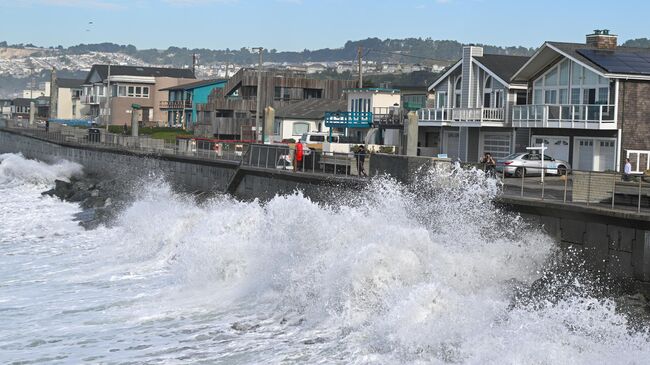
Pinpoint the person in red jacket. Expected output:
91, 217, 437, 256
294, 141, 304, 172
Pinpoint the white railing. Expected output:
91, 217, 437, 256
512, 104, 616, 129
627, 150, 650, 174
418, 107, 504, 124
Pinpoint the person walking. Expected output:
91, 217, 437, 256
294, 141, 304, 172
624, 158, 632, 181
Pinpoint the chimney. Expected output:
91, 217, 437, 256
586, 29, 617, 49
461, 45, 482, 108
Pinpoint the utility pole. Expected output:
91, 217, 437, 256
192, 53, 197, 77
252, 47, 263, 142
358, 46, 363, 88
49, 67, 58, 120
105, 63, 111, 132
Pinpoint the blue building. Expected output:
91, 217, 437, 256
160, 79, 226, 128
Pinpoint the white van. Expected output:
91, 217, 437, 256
300, 132, 343, 144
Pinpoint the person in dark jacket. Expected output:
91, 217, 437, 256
356, 145, 367, 176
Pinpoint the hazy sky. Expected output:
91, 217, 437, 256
0, 0, 647, 50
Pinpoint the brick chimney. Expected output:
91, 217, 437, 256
586, 29, 617, 49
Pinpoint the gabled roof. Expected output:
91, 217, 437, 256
274, 99, 347, 120
474, 55, 530, 83
513, 42, 650, 81
159, 78, 227, 91
428, 54, 529, 91
56, 78, 84, 89
84, 64, 195, 84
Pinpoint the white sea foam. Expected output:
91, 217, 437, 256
0, 153, 648, 364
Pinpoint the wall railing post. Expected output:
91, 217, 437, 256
587, 170, 592, 206
520, 167, 525, 197
639, 178, 643, 213
612, 172, 617, 209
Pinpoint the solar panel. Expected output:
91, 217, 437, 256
577, 49, 650, 75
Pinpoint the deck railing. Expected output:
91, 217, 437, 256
512, 104, 616, 129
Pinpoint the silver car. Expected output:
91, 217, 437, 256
496, 152, 571, 177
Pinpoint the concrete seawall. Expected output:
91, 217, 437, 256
3, 127, 650, 288
0, 129, 365, 202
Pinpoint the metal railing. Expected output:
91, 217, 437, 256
244, 144, 369, 177
81, 95, 106, 105
492, 164, 650, 214
512, 104, 616, 129
160, 100, 192, 109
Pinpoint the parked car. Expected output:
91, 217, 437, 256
496, 152, 571, 177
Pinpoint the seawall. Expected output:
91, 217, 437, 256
2, 127, 650, 288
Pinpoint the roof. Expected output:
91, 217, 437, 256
159, 78, 226, 91
344, 88, 400, 93
12, 98, 33, 106
474, 54, 530, 82
84, 64, 196, 84
514, 42, 650, 81
56, 78, 84, 89
274, 99, 347, 120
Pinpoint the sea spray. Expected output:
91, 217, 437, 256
1, 153, 649, 364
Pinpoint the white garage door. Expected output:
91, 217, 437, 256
481, 133, 512, 159
444, 131, 460, 161
532, 135, 569, 162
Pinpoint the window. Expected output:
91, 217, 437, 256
516, 92, 527, 105
292, 122, 310, 135
483, 76, 492, 108
127, 86, 135, 97
143, 87, 149, 98
454, 77, 462, 108
437, 92, 447, 108
118, 86, 126, 96
598, 87, 608, 104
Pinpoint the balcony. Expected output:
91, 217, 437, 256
160, 100, 193, 109
512, 104, 616, 130
81, 95, 106, 105
418, 107, 505, 126
324, 111, 372, 129
372, 107, 404, 129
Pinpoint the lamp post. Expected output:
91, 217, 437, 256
251, 47, 263, 142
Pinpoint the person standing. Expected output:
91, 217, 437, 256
624, 158, 632, 181
480, 152, 496, 177
356, 145, 367, 176
294, 141, 304, 172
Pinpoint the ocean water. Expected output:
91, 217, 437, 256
1, 152, 649, 364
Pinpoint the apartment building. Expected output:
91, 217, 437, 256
81, 65, 195, 126
196, 68, 356, 139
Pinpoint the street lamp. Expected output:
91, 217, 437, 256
251, 47, 263, 142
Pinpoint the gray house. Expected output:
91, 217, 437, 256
418, 46, 529, 161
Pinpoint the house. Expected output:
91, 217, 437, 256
418, 46, 530, 160
324, 88, 402, 145
159, 79, 227, 129
511, 30, 650, 172
273, 99, 346, 142
22, 82, 50, 99
196, 68, 356, 139
81, 65, 195, 126
11, 98, 33, 120
51, 78, 87, 120
0, 99, 11, 119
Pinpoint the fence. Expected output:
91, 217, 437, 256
495, 164, 650, 214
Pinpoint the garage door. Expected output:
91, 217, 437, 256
481, 133, 512, 159
533, 136, 569, 162
444, 131, 460, 160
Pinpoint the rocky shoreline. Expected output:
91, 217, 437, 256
42, 175, 122, 230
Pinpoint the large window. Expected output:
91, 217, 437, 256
437, 92, 447, 108
454, 77, 462, 108
532, 59, 609, 105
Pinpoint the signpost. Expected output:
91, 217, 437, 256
526, 142, 547, 183
131, 103, 141, 137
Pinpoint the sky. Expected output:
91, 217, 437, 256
0, 0, 647, 51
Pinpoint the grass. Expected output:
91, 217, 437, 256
107, 126, 192, 140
